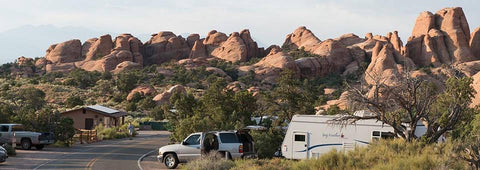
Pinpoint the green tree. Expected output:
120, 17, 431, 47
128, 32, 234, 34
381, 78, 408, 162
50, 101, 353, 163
0, 103, 14, 123
167, 79, 257, 142
271, 69, 315, 122
116, 72, 139, 93
54, 117, 76, 145
347, 72, 476, 143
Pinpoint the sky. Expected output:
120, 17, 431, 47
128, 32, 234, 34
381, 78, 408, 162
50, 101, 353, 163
0, 0, 479, 64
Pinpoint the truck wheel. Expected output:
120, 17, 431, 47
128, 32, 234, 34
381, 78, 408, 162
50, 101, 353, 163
225, 152, 232, 160
164, 153, 178, 169
35, 145, 45, 150
21, 139, 32, 150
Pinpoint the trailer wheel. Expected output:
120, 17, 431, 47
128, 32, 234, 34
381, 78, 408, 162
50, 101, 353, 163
21, 139, 32, 150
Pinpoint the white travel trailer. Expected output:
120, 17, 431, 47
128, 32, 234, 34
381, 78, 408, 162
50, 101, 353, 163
281, 114, 427, 159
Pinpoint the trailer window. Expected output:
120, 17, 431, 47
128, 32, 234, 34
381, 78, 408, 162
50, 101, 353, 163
294, 134, 305, 142
372, 131, 394, 140
381, 132, 395, 139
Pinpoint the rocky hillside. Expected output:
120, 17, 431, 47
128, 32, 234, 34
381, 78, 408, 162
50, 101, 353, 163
5, 7, 480, 110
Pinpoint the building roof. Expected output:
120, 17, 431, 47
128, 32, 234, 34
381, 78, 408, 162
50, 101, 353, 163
61, 105, 128, 118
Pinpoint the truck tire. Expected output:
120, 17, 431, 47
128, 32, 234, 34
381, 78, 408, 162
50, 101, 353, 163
35, 144, 45, 150
226, 152, 232, 160
164, 153, 179, 169
21, 139, 32, 150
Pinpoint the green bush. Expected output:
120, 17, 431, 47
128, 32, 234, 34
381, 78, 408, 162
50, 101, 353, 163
95, 123, 137, 140
250, 129, 284, 158
65, 96, 84, 108
54, 117, 76, 145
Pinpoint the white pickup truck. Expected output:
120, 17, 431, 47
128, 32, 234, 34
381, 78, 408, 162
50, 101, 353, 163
157, 130, 257, 169
0, 124, 55, 150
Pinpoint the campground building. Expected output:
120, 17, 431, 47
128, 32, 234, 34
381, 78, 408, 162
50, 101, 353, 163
61, 105, 127, 130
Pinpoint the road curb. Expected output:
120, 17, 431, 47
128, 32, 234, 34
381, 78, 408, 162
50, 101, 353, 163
137, 149, 157, 170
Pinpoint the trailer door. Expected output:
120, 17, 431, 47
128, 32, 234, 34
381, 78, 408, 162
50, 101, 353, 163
292, 132, 309, 159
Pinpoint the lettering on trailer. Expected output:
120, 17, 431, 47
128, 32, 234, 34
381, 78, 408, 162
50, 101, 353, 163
321, 133, 343, 138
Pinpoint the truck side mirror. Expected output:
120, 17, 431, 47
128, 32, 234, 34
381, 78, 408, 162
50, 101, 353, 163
182, 141, 187, 145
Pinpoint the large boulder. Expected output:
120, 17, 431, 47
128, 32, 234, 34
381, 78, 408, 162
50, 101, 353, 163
112, 61, 142, 74
470, 27, 480, 60
211, 32, 248, 62
406, 7, 475, 67
311, 39, 354, 74
189, 40, 208, 58
208, 29, 263, 62
203, 30, 228, 53
45, 34, 144, 73
144, 32, 190, 65
295, 57, 329, 78
127, 85, 157, 101
186, 34, 200, 48
84, 34, 113, 60
471, 72, 480, 107
16, 56, 33, 66
45, 39, 83, 64
247, 46, 299, 84
365, 42, 415, 85
153, 85, 186, 105
283, 26, 321, 51
240, 29, 262, 59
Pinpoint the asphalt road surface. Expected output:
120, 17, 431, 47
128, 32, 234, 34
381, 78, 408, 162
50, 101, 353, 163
0, 131, 171, 170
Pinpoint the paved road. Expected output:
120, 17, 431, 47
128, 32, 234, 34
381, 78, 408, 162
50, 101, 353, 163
0, 131, 171, 170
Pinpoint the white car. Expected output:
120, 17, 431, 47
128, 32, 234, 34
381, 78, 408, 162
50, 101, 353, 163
157, 130, 256, 169
0, 146, 7, 163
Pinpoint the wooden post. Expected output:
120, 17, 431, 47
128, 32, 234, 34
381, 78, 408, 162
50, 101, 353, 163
80, 131, 83, 144
87, 130, 91, 143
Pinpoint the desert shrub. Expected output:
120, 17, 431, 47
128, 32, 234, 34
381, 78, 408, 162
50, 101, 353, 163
182, 151, 235, 170
63, 69, 101, 89
40, 72, 64, 83
232, 158, 294, 170
126, 102, 137, 111
231, 139, 466, 170
65, 95, 84, 108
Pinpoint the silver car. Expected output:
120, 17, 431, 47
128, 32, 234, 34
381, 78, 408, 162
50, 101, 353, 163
0, 146, 8, 163
157, 130, 256, 169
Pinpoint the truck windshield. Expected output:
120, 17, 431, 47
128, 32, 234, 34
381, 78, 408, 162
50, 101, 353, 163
219, 133, 239, 143
11, 125, 24, 131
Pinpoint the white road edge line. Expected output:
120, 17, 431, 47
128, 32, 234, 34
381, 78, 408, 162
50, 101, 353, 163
137, 149, 157, 170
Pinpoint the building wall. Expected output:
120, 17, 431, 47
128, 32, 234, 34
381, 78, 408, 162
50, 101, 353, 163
62, 109, 121, 129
